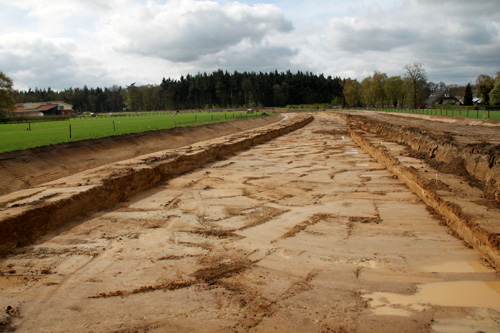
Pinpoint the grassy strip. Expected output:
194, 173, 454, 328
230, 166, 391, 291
0, 111, 268, 153
284, 104, 331, 111
369, 108, 500, 120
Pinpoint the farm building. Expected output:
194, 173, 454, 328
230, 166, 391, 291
14, 101, 73, 117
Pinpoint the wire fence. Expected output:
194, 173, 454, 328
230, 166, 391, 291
367, 108, 500, 121
0, 111, 268, 153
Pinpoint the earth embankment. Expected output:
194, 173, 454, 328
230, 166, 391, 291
342, 111, 500, 204
337, 110, 500, 268
0, 114, 282, 196
0, 114, 311, 255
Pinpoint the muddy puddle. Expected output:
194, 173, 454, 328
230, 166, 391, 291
367, 280, 500, 313
365, 257, 500, 330
420, 260, 495, 273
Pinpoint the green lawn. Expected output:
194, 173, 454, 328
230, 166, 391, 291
373, 108, 500, 120
0, 111, 266, 153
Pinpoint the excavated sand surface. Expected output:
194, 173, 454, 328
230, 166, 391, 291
1, 113, 500, 332
0, 115, 282, 196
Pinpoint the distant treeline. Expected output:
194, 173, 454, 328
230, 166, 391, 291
13, 70, 345, 113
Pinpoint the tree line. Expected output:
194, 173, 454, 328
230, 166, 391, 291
343, 65, 500, 109
3, 66, 500, 117
343, 66, 430, 109
11, 70, 344, 113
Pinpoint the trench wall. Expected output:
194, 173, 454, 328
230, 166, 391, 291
0, 115, 282, 196
343, 115, 500, 269
347, 115, 500, 204
0, 115, 312, 256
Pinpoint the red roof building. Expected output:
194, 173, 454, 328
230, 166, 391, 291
13, 101, 73, 117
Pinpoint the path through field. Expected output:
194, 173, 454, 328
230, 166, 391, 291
1, 113, 499, 332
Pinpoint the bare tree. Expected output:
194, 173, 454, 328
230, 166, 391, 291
404, 63, 427, 109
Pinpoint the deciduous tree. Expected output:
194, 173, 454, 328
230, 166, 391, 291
404, 63, 427, 109
384, 76, 404, 107
370, 71, 388, 107
343, 79, 361, 107
476, 74, 495, 104
0, 71, 16, 118
489, 78, 500, 106
361, 76, 373, 106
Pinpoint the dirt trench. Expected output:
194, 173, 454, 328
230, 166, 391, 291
0, 114, 311, 255
342, 111, 500, 203
337, 110, 500, 268
0, 114, 282, 196
1, 112, 500, 332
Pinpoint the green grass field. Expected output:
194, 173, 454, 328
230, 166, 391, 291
372, 108, 500, 120
0, 111, 267, 153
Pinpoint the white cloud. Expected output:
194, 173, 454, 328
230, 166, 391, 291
101, 0, 293, 62
4, 0, 117, 18
0, 33, 110, 90
196, 38, 298, 72
319, 0, 500, 83
1, 0, 499, 89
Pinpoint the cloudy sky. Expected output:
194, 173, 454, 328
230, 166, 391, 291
1, 0, 499, 90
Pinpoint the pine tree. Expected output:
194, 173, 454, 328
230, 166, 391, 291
463, 83, 473, 106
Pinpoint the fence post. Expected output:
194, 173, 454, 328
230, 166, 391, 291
113, 120, 116, 132
69, 124, 72, 138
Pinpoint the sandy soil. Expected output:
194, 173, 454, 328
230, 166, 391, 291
1, 113, 499, 332
0, 114, 282, 196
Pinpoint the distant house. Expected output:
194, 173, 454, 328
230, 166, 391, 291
13, 101, 73, 117
424, 89, 461, 106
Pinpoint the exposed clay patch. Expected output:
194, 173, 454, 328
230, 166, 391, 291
190, 229, 243, 240
90, 251, 256, 299
272, 213, 332, 242
226, 269, 322, 331
89, 280, 195, 298
193, 257, 253, 284
349, 216, 382, 224
238, 206, 289, 231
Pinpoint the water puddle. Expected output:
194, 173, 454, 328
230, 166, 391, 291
280, 115, 290, 122
422, 261, 494, 273
366, 280, 500, 317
